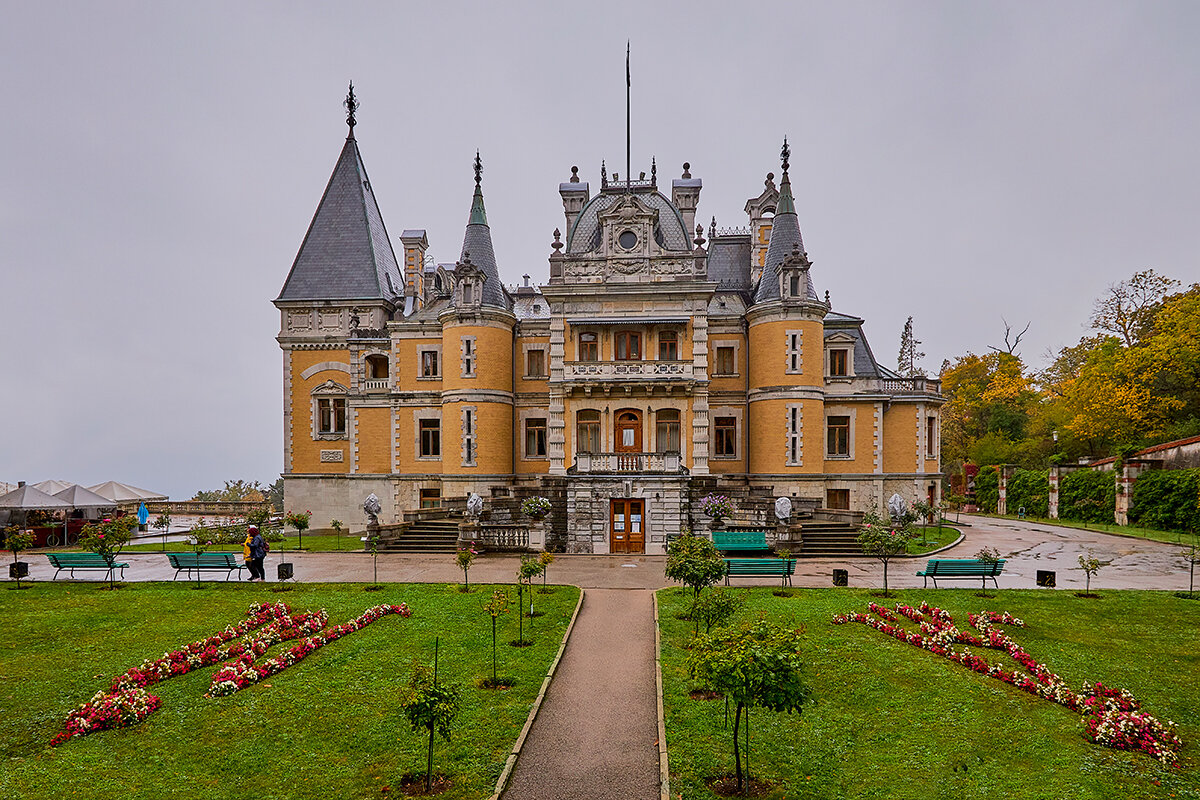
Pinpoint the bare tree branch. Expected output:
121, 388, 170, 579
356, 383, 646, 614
988, 318, 1031, 356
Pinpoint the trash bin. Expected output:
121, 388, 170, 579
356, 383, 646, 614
1036, 570, 1056, 587
833, 569, 848, 587
9, 562, 28, 579
277, 562, 294, 581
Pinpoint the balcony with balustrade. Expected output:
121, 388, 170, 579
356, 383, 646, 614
560, 359, 695, 394
569, 451, 687, 474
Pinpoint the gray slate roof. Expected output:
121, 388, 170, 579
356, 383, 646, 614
706, 235, 752, 291
752, 209, 818, 304
277, 137, 405, 302
566, 189, 691, 253
459, 222, 510, 310
824, 313, 884, 378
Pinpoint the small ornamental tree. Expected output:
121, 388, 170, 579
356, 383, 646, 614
976, 547, 1001, 565
1186, 543, 1200, 599
537, 550, 555, 592
399, 653, 462, 793
857, 514, 915, 596
152, 513, 171, 550
284, 509, 311, 551
455, 542, 479, 592
689, 619, 811, 793
330, 519, 343, 551
665, 534, 727, 605
364, 529, 381, 588
186, 519, 214, 588
79, 516, 135, 590
1078, 553, 1103, 595
691, 588, 746, 636
480, 590, 511, 686
518, 557, 544, 626
5, 526, 34, 589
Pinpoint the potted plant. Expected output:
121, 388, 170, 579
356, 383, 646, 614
520, 496, 552, 520
700, 493, 733, 529
5, 526, 34, 588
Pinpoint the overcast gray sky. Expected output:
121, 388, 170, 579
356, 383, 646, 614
2, 1, 1197, 499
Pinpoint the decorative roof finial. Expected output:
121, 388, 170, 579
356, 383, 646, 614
781, 137, 790, 173
601, 160, 607, 187
694, 224, 706, 250
682, 162, 692, 179
551, 228, 563, 253
766, 172, 775, 189
709, 215, 716, 240
825, 289, 831, 306
344, 81, 359, 138
474, 151, 483, 187
570, 166, 580, 183
651, 157, 657, 186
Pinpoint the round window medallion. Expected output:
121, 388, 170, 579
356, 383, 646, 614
618, 230, 638, 250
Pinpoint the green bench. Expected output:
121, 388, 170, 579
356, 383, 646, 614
712, 530, 770, 554
724, 558, 795, 586
167, 552, 248, 581
46, 553, 129, 582
917, 558, 1005, 589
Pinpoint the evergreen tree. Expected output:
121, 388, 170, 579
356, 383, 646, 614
898, 316, 926, 377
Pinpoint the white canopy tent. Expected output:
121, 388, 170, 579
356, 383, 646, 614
87, 481, 168, 503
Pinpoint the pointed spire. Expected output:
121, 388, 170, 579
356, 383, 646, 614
469, 151, 488, 226
344, 81, 359, 140
776, 136, 796, 215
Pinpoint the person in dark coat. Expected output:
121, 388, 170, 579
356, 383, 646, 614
247, 525, 268, 581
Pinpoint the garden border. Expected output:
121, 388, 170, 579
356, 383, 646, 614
654, 591, 671, 800
488, 585, 586, 800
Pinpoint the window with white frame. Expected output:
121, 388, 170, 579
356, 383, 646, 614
714, 416, 737, 458
655, 409, 681, 453
420, 349, 440, 378
311, 380, 348, 440
714, 346, 736, 376
926, 415, 937, 458
829, 348, 849, 376
576, 410, 600, 453
786, 404, 802, 465
525, 418, 547, 458
786, 330, 802, 374
526, 348, 546, 377
827, 415, 850, 458
462, 407, 477, 466
419, 418, 441, 458
461, 336, 476, 377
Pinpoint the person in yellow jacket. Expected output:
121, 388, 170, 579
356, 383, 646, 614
243, 527, 256, 580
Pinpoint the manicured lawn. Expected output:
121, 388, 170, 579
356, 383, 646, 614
659, 587, 1200, 800
1, 582, 579, 799
905, 524, 961, 555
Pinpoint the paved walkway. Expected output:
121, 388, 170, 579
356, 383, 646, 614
21, 516, 1195, 591
502, 589, 659, 800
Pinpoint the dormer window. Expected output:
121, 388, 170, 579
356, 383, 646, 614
829, 349, 848, 377
789, 274, 801, 297
462, 282, 474, 304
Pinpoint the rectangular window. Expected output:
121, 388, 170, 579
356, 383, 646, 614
579, 332, 598, 361
525, 418, 547, 458
461, 337, 475, 377
317, 398, 347, 435
786, 405, 801, 465
463, 409, 476, 465
576, 412, 601, 453
829, 348, 848, 377
419, 489, 441, 509
789, 274, 801, 297
927, 415, 937, 458
615, 331, 641, 360
787, 332, 801, 373
827, 415, 850, 457
714, 416, 736, 458
420, 350, 440, 378
715, 346, 735, 376
656, 410, 681, 453
826, 489, 850, 510
658, 331, 678, 361
419, 418, 441, 458
526, 349, 546, 377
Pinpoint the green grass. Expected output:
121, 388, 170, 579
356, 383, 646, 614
659, 587, 1200, 800
980, 513, 1200, 547
905, 524, 961, 555
0, 582, 578, 800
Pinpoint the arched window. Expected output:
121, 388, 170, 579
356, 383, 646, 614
576, 410, 601, 453
365, 354, 389, 379
579, 332, 598, 362
655, 409, 680, 453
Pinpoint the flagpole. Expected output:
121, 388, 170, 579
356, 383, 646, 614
626, 41, 631, 191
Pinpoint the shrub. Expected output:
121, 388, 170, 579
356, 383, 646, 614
974, 466, 999, 513
691, 588, 747, 636
1129, 468, 1200, 533
1059, 469, 1115, 525
665, 534, 727, 601
1007, 468, 1049, 517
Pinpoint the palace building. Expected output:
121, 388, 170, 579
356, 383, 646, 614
273, 89, 944, 553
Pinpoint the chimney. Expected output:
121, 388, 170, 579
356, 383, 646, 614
399, 230, 429, 309
559, 166, 590, 237
671, 162, 702, 240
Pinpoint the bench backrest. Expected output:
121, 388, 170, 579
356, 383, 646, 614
168, 552, 239, 567
924, 558, 1005, 575
712, 531, 768, 548
47, 553, 115, 566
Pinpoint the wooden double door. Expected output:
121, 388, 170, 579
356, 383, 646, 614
610, 498, 645, 554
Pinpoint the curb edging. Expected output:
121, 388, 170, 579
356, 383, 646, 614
653, 591, 671, 800
488, 585, 586, 800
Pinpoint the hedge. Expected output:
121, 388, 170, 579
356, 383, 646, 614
974, 466, 998, 513
1129, 468, 1200, 533
1059, 469, 1115, 525
1007, 469, 1049, 518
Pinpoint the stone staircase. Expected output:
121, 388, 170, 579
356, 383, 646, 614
795, 521, 864, 557
381, 517, 460, 553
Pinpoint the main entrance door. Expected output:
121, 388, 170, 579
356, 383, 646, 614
610, 499, 645, 554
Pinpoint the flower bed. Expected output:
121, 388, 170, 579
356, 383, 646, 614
51, 601, 411, 746
832, 600, 1181, 765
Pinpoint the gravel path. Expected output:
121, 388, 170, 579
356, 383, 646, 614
502, 589, 660, 800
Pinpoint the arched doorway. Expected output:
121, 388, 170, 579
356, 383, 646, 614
614, 410, 642, 471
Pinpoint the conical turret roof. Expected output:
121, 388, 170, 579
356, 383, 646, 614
276, 99, 404, 303
458, 153, 509, 310
753, 138, 818, 304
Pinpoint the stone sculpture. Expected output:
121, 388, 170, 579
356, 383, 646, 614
774, 496, 792, 521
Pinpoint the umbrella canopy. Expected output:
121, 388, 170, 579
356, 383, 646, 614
87, 481, 168, 502
33, 479, 76, 495
54, 484, 118, 509
0, 484, 74, 511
